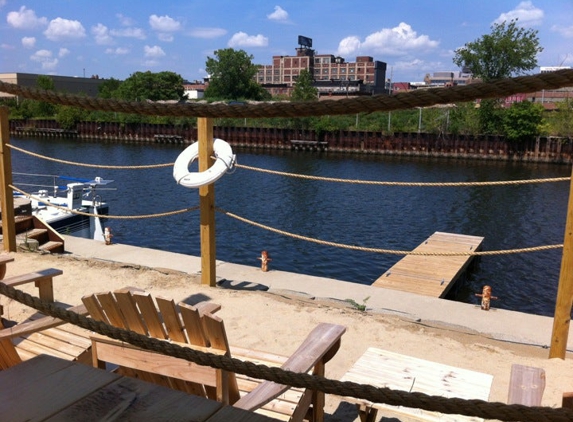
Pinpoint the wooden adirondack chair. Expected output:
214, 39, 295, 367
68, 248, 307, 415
0, 267, 92, 369
82, 289, 346, 422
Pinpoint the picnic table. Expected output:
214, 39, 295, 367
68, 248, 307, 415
0, 354, 280, 421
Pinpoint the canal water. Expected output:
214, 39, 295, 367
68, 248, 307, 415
10, 137, 572, 317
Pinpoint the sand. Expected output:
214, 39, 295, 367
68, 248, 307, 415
1, 251, 572, 421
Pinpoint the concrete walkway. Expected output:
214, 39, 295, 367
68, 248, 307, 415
63, 235, 572, 353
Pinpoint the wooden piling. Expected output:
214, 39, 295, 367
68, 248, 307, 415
198, 117, 216, 287
0, 107, 16, 252
549, 166, 573, 359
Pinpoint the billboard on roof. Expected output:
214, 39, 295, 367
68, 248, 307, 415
298, 35, 312, 48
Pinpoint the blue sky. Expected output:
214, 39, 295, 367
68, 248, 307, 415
1, 0, 572, 83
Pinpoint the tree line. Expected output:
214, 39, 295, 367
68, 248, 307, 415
2, 19, 572, 142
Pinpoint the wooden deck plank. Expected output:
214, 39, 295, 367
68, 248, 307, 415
372, 232, 483, 298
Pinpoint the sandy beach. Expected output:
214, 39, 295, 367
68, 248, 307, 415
1, 250, 572, 421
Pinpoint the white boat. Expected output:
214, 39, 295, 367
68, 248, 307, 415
14, 175, 113, 240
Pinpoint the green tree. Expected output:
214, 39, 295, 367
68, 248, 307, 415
453, 19, 542, 82
502, 100, 544, 144
291, 69, 318, 102
32, 75, 56, 117
204, 48, 270, 101
98, 78, 122, 99
552, 98, 573, 139
453, 19, 543, 134
56, 105, 88, 130
115, 71, 185, 102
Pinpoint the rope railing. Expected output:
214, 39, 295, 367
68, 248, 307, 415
1, 69, 573, 118
10, 185, 199, 219
236, 163, 572, 186
216, 207, 563, 256
8, 144, 173, 170
0, 282, 571, 422
10, 143, 571, 187
10, 182, 563, 256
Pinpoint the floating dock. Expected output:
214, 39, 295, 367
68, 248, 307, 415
372, 231, 484, 298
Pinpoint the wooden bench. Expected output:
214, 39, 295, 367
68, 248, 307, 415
0, 267, 91, 368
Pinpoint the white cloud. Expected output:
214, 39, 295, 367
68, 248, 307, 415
22, 37, 36, 49
551, 24, 573, 38
336, 23, 439, 57
267, 6, 289, 22
337, 36, 361, 56
493, 1, 544, 27
7, 6, 47, 29
189, 27, 227, 38
58, 47, 70, 58
228, 31, 268, 48
144, 45, 166, 58
105, 47, 129, 55
116, 13, 134, 27
44, 18, 86, 41
92, 23, 113, 45
158, 33, 174, 42
149, 14, 181, 32
110, 27, 146, 39
30, 49, 58, 70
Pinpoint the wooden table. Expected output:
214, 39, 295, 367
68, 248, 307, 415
0, 354, 279, 422
340, 347, 493, 422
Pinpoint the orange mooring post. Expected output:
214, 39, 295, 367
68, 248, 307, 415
550, 166, 573, 359
0, 107, 16, 252
198, 117, 216, 286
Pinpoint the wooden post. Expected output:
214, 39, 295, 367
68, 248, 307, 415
549, 167, 573, 358
198, 118, 216, 286
0, 107, 16, 252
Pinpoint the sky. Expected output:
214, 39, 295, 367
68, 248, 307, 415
1, 0, 572, 83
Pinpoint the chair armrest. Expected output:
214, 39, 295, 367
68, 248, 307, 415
0, 304, 87, 341
0, 268, 63, 305
233, 323, 346, 411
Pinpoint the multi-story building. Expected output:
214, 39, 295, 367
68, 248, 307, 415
0, 72, 105, 101
423, 71, 474, 87
256, 46, 387, 97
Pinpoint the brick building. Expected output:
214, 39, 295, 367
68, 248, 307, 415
256, 46, 387, 97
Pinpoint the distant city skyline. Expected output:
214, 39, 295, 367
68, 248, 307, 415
1, 1, 572, 83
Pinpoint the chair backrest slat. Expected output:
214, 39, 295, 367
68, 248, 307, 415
156, 296, 186, 343
179, 303, 209, 347
132, 292, 168, 339
113, 290, 148, 335
96, 292, 127, 328
81, 294, 108, 324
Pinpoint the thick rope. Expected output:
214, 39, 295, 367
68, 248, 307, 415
216, 207, 563, 256
11, 181, 562, 255
11, 185, 198, 219
10, 144, 571, 188
236, 163, 571, 187
1, 69, 573, 118
1, 283, 571, 422
8, 144, 173, 170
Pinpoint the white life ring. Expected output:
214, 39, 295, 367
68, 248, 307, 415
173, 138, 235, 188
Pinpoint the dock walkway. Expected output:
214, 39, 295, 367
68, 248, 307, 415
372, 232, 484, 298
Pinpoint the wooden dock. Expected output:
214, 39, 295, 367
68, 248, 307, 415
372, 231, 484, 298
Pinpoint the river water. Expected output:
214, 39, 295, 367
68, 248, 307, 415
10, 136, 572, 317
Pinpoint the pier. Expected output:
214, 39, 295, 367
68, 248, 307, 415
372, 231, 484, 298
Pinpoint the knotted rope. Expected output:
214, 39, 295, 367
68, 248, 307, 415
1, 69, 573, 118
1, 282, 571, 421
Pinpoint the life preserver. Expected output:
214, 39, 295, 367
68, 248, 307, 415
173, 138, 235, 188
